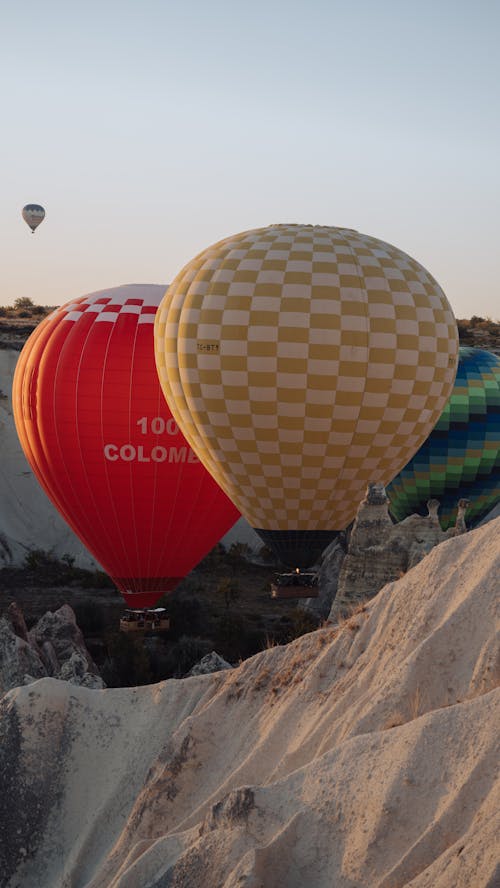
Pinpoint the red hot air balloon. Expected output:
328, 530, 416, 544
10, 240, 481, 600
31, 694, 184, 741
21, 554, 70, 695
13, 284, 239, 607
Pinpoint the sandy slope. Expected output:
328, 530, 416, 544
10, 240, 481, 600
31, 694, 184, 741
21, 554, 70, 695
1, 519, 499, 888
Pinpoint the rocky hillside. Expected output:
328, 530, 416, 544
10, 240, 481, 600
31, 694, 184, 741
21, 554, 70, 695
1, 518, 498, 888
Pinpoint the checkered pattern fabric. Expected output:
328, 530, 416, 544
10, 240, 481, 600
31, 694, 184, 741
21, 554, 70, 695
155, 224, 459, 532
53, 284, 167, 324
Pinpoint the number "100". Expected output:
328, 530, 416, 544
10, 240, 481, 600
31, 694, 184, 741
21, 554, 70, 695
136, 416, 179, 436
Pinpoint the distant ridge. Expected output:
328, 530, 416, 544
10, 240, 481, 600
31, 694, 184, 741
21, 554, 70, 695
1, 300, 500, 352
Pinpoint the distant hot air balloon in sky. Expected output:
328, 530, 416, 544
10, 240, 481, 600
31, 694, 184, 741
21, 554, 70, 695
155, 224, 459, 568
13, 284, 239, 607
387, 347, 500, 529
22, 204, 45, 233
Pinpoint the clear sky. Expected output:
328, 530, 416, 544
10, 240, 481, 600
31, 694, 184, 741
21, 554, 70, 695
1, 0, 499, 318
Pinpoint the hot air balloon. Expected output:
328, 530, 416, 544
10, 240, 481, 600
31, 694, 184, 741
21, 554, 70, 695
13, 284, 239, 608
387, 347, 500, 529
22, 204, 45, 233
154, 224, 459, 568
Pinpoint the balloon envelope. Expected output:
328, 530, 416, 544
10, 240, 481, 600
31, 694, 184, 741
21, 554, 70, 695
155, 224, 459, 567
22, 204, 45, 232
13, 284, 239, 607
387, 347, 500, 528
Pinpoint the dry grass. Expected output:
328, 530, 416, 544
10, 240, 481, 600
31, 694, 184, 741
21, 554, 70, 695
383, 686, 426, 730
409, 686, 423, 720
253, 667, 272, 692
329, 596, 371, 627
383, 715, 405, 730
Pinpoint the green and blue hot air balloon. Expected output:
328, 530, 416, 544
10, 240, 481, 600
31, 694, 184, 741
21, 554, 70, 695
387, 347, 500, 530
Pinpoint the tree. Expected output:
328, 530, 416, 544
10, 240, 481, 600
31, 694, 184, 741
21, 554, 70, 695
226, 541, 251, 573
13, 297, 35, 311
217, 576, 240, 609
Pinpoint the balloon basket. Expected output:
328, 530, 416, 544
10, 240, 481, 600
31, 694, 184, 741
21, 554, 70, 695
119, 607, 170, 634
270, 571, 319, 600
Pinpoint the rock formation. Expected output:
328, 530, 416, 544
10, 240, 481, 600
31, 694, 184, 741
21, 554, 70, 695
187, 651, 233, 676
299, 537, 346, 620
0, 602, 105, 694
328, 483, 470, 620
0, 518, 498, 888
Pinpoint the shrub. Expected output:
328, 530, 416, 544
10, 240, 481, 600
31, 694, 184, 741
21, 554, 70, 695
23, 548, 59, 571
14, 297, 35, 311
226, 541, 251, 568
22, 548, 114, 588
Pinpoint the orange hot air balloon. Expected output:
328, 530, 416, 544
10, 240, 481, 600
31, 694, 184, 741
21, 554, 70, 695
13, 284, 239, 607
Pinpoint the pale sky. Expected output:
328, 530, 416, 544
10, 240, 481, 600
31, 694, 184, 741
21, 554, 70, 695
1, 0, 499, 318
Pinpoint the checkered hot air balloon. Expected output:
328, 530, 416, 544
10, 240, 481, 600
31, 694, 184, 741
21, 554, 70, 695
155, 224, 459, 568
387, 347, 500, 529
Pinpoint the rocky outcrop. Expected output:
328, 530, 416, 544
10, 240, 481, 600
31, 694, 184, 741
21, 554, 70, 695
299, 538, 346, 619
329, 483, 470, 620
187, 651, 233, 676
0, 602, 105, 693
1, 519, 498, 888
